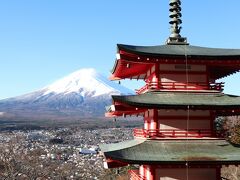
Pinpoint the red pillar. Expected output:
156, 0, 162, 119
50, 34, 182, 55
144, 111, 150, 131
216, 166, 221, 180
149, 109, 158, 136
145, 165, 155, 180
210, 110, 216, 137
139, 165, 146, 179
155, 64, 160, 89
154, 109, 158, 130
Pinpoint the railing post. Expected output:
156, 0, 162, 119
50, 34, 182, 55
145, 129, 149, 138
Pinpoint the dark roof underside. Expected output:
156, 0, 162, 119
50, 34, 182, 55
112, 92, 240, 110
118, 44, 240, 58
100, 139, 240, 165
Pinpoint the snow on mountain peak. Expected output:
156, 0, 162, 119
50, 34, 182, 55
43, 68, 133, 97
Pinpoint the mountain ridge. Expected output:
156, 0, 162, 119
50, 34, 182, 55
0, 68, 133, 120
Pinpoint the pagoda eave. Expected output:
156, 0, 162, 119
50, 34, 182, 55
103, 159, 128, 169
108, 106, 240, 117
111, 57, 240, 81
105, 104, 145, 117
105, 110, 144, 118
110, 59, 153, 80
104, 159, 240, 168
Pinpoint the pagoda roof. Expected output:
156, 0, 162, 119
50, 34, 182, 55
112, 91, 240, 108
118, 44, 240, 58
100, 139, 240, 166
112, 92, 240, 109
107, 92, 240, 116
110, 44, 240, 80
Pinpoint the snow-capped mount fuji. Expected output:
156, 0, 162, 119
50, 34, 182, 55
43, 68, 132, 97
0, 68, 133, 120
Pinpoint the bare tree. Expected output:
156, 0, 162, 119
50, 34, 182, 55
222, 165, 240, 180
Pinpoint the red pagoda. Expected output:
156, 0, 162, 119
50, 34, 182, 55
100, 1, 240, 179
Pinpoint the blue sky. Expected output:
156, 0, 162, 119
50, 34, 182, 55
0, 0, 240, 99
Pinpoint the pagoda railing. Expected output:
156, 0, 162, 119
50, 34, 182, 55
129, 170, 146, 180
136, 82, 224, 94
133, 128, 226, 138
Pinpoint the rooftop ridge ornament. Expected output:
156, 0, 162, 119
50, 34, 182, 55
166, 0, 188, 45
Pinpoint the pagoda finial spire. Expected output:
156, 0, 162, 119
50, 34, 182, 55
166, 0, 188, 45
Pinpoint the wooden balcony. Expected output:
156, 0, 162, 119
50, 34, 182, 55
136, 82, 224, 94
133, 128, 226, 138
129, 170, 146, 180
